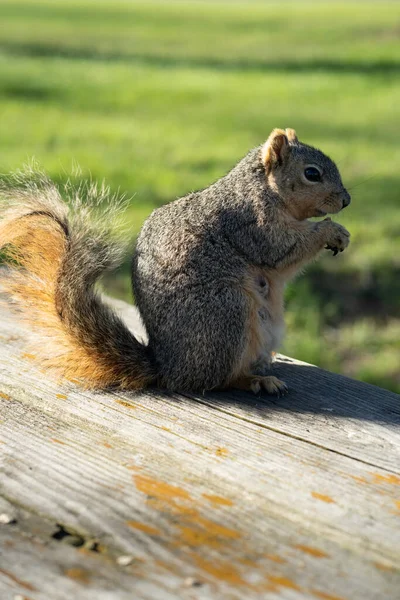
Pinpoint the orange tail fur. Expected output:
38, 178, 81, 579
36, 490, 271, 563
0, 167, 156, 389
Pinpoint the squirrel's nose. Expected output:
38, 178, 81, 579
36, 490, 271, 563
342, 190, 351, 208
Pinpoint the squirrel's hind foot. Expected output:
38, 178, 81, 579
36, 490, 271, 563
231, 374, 288, 397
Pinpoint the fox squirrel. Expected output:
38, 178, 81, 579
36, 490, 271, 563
0, 128, 350, 395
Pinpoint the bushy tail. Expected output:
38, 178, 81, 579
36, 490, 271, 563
0, 166, 156, 389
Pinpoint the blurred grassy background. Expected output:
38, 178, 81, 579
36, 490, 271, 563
0, 0, 399, 391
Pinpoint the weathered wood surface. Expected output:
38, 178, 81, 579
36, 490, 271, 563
0, 298, 399, 600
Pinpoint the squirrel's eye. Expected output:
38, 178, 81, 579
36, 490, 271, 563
304, 167, 322, 182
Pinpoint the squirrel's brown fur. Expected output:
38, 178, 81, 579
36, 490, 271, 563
0, 129, 351, 394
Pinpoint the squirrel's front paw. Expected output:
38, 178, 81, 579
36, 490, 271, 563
323, 219, 350, 256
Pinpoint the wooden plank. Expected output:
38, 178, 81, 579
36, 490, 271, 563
1, 299, 400, 599
2, 388, 400, 600
113, 299, 400, 473
186, 363, 400, 472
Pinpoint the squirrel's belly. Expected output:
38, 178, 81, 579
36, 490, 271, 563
236, 269, 285, 375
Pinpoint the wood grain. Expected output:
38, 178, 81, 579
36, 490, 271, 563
0, 299, 399, 600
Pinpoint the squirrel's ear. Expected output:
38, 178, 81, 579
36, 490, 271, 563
261, 128, 290, 171
285, 128, 298, 144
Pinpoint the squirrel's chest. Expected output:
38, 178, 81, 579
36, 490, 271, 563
240, 268, 286, 368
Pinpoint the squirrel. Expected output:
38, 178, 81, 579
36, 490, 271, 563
0, 128, 350, 395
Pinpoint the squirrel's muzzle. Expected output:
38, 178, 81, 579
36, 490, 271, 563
342, 190, 351, 208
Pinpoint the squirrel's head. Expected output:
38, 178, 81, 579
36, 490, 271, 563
261, 128, 351, 220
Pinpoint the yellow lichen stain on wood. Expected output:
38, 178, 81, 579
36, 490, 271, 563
195, 517, 240, 540
0, 391, 10, 400
134, 473, 191, 504
350, 475, 368, 484
134, 473, 242, 552
176, 525, 218, 548
21, 353, 35, 360
370, 473, 400, 486
237, 557, 257, 567
0, 568, 37, 591
115, 399, 136, 409
295, 544, 329, 558
56, 394, 67, 400
374, 561, 395, 572
126, 521, 161, 536
264, 554, 287, 564
64, 567, 90, 585
51, 438, 66, 445
267, 575, 300, 591
191, 555, 247, 586
149, 497, 199, 520
216, 447, 228, 457
103, 442, 113, 449
161, 426, 171, 432
394, 500, 400, 511
311, 590, 347, 600
311, 492, 335, 503
351, 473, 400, 498
202, 493, 233, 507
176, 516, 241, 549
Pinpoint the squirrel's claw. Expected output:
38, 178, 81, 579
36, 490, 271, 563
325, 244, 339, 256
259, 376, 288, 397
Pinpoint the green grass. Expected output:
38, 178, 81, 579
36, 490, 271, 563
0, 0, 399, 392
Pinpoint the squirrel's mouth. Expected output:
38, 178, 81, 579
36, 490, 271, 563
313, 209, 327, 217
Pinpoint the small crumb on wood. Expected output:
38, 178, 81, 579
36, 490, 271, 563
117, 555, 134, 566
183, 577, 203, 588
0, 513, 17, 525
